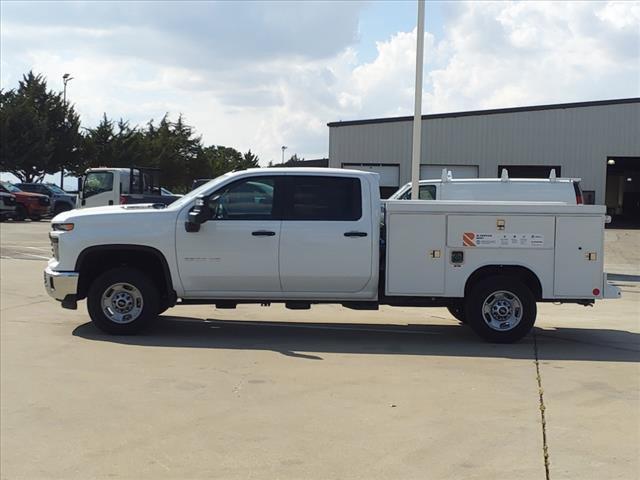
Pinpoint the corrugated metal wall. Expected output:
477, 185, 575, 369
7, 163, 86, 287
329, 101, 640, 204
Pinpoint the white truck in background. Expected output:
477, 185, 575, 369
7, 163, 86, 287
45, 168, 620, 343
390, 168, 585, 203
77, 167, 181, 209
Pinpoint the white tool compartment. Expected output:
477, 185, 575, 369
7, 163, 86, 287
554, 216, 605, 297
385, 213, 446, 295
447, 215, 555, 249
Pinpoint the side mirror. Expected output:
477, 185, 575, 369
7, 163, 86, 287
77, 177, 83, 196
185, 195, 212, 232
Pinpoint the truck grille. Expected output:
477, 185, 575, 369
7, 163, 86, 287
49, 235, 59, 259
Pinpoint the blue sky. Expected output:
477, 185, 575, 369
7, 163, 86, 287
1, 0, 638, 182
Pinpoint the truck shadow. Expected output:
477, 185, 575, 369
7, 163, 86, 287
72, 316, 640, 363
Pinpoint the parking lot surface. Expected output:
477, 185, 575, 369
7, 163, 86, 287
1, 221, 638, 479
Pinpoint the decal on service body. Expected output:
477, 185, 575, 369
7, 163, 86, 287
463, 232, 544, 248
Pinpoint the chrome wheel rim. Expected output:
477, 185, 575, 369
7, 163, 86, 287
481, 290, 523, 331
101, 282, 144, 324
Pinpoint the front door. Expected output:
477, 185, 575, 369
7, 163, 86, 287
278, 175, 374, 293
176, 176, 283, 295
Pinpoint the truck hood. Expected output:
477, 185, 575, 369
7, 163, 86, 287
52, 204, 169, 222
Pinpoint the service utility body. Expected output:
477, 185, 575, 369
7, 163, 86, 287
44, 168, 620, 343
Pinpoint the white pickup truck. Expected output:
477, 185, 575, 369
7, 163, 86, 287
44, 168, 620, 343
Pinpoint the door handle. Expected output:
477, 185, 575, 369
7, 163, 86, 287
344, 231, 368, 237
252, 230, 276, 236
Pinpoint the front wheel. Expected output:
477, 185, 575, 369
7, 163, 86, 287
465, 276, 536, 343
447, 303, 466, 323
87, 267, 159, 334
53, 203, 71, 216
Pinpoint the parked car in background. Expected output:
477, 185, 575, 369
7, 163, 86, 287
0, 181, 50, 221
389, 169, 584, 204
15, 182, 76, 215
0, 191, 17, 221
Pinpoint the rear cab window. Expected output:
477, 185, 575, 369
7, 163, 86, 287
285, 176, 362, 221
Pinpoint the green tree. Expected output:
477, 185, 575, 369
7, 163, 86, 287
0, 71, 80, 182
145, 114, 209, 191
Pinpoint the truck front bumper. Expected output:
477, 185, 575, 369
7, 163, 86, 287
44, 266, 79, 307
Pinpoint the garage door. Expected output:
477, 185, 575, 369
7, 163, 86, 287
342, 164, 400, 187
342, 164, 400, 199
420, 164, 479, 180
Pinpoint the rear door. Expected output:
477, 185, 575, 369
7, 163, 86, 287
279, 175, 373, 293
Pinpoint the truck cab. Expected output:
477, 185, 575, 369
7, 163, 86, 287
78, 167, 180, 208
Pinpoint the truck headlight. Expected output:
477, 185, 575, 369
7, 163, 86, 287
52, 223, 74, 231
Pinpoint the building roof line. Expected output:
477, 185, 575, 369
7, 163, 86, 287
327, 98, 640, 127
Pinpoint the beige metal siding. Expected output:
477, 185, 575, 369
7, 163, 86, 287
329, 102, 640, 203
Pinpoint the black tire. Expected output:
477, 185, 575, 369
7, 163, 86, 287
53, 203, 71, 216
30, 215, 41, 221
15, 204, 27, 221
464, 275, 536, 343
87, 267, 159, 335
447, 303, 466, 323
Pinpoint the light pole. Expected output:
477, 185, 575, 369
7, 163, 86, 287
410, 0, 425, 200
61, 73, 74, 188
281, 145, 288, 164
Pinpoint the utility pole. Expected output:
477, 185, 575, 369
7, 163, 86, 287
281, 145, 288, 164
410, 0, 425, 200
61, 73, 74, 189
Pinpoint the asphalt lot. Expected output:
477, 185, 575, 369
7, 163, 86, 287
1, 220, 638, 480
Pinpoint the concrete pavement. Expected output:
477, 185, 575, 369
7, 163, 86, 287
1, 221, 638, 479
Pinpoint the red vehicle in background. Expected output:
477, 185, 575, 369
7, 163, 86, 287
0, 181, 50, 221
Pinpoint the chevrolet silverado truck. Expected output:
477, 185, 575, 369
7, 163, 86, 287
44, 168, 620, 343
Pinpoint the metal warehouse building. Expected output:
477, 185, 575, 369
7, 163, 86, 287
328, 98, 640, 219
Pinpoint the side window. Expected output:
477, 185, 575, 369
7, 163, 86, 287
286, 176, 361, 221
419, 185, 436, 200
398, 185, 435, 200
209, 177, 276, 220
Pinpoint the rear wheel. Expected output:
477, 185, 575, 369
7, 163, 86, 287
465, 275, 536, 343
15, 204, 27, 221
87, 267, 159, 334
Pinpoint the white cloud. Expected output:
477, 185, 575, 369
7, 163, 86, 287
1, 1, 638, 166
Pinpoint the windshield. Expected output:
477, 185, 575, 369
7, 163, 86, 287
168, 174, 232, 210
46, 184, 66, 194
83, 172, 114, 198
0, 181, 22, 193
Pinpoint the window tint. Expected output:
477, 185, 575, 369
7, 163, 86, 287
287, 176, 361, 221
83, 172, 114, 198
398, 185, 436, 200
210, 177, 276, 220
